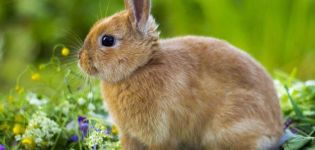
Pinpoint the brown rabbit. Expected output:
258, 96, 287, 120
79, 0, 283, 149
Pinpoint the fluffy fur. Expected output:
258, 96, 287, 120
79, 0, 283, 149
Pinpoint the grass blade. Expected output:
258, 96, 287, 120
284, 85, 304, 119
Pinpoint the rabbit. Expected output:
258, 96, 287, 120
78, 0, 284, 149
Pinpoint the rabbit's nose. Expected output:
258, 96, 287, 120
78, 50, 83, 59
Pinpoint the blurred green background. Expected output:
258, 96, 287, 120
0, 0, 314, 92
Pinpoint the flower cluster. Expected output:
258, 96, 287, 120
0, 46, 123, 149
275, 79, 315, 116
26, 92, 48, 106
84, 123, 120, 150
15, 112, 61, 148
79, 116, 89, 138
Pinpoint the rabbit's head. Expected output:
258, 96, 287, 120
79, 0, 159, 82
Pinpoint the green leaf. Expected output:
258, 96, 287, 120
287, 68, 298, 87
285, 85, 304, 119
283, 135, 312, 150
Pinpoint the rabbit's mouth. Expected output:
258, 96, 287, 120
78, 50, 98, 76
78, 60, 98, 76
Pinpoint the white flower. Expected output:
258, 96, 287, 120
26, 92, 48, 106
15, 135, 21, 141
16, 111, 61, 147
85, 123, 120, 149
290, 82, 304, 93
35, 138, 42, 143
62, 106, 70, 114
305, 80, 315, 86
78, 97, 86, 105
88, 103, 95, 111
58, 101, 74, 115
87, 92, 93, 99
274, 80, 286, 98
65, 120, 75, 131
85, 123, 108, 148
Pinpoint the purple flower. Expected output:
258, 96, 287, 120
289, 127, 298, 134
104, 128, 111, 135
78, 116, 89, 138
70, 135, 79, 142
80, 123, 89, 136
284, 118, 293, 129
0, 144, 5, 150
78, 116, 86, 124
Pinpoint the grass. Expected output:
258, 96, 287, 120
0, 46, 314, 150
154, 0, 315, 79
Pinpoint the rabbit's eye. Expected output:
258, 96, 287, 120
101, 35, 115, 47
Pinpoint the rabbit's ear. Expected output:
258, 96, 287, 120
124, 0, 151, 34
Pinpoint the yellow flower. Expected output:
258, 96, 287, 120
22, 137, 34, 147
111, 125, 119, 135
61, 47, 70, 56
13, 124, 25, 135
31, 73, 40, 81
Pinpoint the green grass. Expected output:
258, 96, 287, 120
154, 0, 315, 79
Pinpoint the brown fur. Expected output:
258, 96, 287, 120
79, 0, 283, 149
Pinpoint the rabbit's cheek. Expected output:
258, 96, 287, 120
118, 57, 128, 64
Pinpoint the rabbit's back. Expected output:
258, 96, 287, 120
160, 36, 274, 91
158, 36, 283, 149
